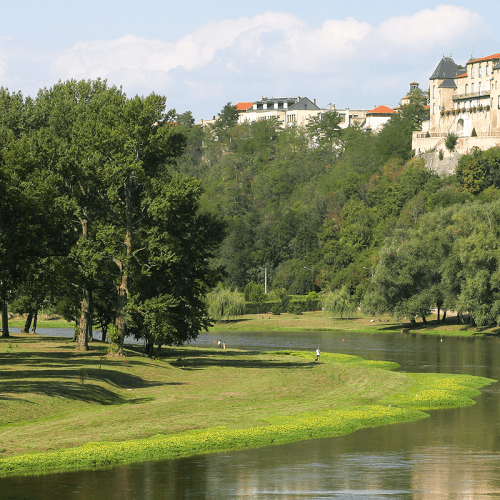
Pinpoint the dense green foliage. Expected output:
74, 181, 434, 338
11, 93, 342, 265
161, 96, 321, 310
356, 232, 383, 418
173, 101, 453, 302
172, 94, 500, 327
0, 82, 225, 352
5, 75, 500, 338
363, 200, 500, 326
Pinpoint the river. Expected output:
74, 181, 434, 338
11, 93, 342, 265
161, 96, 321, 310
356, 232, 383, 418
2, 329, 500, 499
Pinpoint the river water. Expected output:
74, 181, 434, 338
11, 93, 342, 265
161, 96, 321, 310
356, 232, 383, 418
2, 329, 500, 499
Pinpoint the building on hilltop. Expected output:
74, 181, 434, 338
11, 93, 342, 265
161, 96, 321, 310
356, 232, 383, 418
237, 96, 368, 130
400, 82, 422, 107
238, 96, 322, 127
363, 105, 397, 132
413, 53, 500, 173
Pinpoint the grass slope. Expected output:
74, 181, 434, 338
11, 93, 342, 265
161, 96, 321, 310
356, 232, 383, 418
0, 334, 495, 476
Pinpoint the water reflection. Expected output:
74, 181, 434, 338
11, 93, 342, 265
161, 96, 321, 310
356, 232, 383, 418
2, 330, 500, 499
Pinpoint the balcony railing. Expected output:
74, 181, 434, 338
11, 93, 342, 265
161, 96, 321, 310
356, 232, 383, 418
413, 131, 494, 138
453, 90, 491, 101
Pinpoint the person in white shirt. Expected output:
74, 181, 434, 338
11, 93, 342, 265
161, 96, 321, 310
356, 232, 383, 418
315, 348, 321, 361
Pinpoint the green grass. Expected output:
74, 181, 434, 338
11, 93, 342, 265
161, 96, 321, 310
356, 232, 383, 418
0, 333, 495, 476
208, 310, 500, 336
7, 309, 499, 336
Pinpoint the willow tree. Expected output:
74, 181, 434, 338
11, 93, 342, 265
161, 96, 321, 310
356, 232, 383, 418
206, 284, 245, 323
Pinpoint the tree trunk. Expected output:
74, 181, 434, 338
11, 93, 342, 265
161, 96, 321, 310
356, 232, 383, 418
76, 216, 92, 351
1, 299, 9, 338
86, 288, 93, 343
421, 315, 427, 325
31, 310, 38, 333
115, 271, 128, 356
145, 338, 154, 357
442, 310, 447, 323
115, 206, 133, 356
437, 306, 440, 323
21, 311, 33, 333
76, 287, 90, 351
101, 323, 108, 342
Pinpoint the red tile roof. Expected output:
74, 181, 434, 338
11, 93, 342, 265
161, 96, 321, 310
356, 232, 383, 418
468, 53, 500, 64
236, 102, 253, 111
456, 72, 467, 78
367, 105, 396, 115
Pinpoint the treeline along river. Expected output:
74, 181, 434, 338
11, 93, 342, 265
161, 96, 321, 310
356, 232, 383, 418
2, 329, 500, 499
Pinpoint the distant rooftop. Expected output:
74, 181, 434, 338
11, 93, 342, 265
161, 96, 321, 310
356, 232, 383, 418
367, 105, 396, 115
236, 102, 253, 111
468, 53, 500, 64
430, 56, 461, 80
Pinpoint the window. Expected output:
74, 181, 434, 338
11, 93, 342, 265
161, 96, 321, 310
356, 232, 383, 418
479, 65, 483, 77
471, 66, 475, 78
433, 86, 435, 99
487, 64, 490, 76
471, 83, 475, 94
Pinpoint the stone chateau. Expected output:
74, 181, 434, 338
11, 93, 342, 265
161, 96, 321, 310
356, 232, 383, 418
413, 53, 500, 174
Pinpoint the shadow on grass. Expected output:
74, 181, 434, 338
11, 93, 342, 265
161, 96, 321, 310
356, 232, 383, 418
163, 348, 316, 371
0, 380, 128, 405
0, 349, 148, 371
382, 318, 500, 335
0, 367, 165, 389
212, 319, 251, 325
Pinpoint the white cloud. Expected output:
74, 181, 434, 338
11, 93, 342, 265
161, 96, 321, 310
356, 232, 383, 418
49, 5, 484, 89
374, 5, 482, 55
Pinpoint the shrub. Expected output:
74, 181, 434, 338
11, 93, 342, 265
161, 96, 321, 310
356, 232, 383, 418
287, 302, 304, 315
445, 132, 458, 152
271, 304, 283, 315
305, 291, 321, 311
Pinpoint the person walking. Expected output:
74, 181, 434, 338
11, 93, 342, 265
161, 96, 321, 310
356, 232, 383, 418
315, 347, 321, 361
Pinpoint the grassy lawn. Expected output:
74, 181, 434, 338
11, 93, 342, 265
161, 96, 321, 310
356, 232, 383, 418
6, 310, 499, 337
208, 310, 500, 337
0, 333, 495, 475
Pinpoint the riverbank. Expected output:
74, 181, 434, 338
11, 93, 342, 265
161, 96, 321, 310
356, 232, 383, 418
5, 310, 498, 336
0, 333, 495, 476
208, 311, 500, 336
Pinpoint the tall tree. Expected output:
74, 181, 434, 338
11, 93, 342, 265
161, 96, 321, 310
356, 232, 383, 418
212, 102, 238, 144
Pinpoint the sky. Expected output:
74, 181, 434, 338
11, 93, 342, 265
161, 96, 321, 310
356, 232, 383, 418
1, 1, 499, 121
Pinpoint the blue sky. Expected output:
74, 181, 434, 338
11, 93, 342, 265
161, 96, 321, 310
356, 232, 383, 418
1, 1, 499, 120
